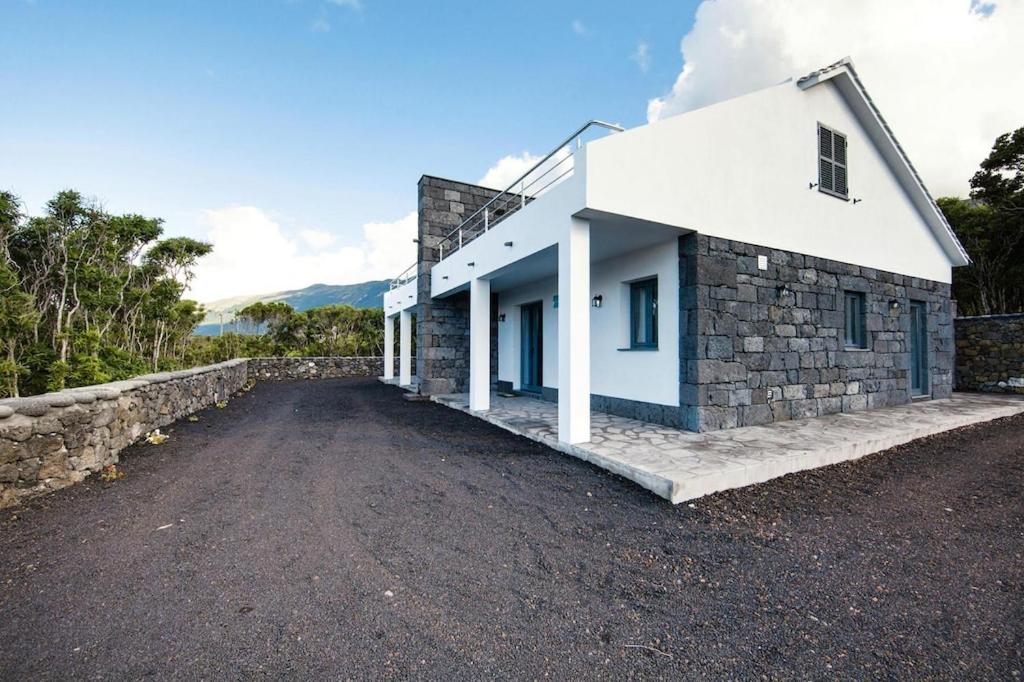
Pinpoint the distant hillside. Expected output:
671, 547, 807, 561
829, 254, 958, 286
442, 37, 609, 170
194, 281, 389, 336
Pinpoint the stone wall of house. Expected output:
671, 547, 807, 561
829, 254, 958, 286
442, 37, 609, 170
954, 314, 1024, 392
0, 359, 248, 508
680, 234, 954, 432
248, 356, 397, 381
416, 175, 503, 395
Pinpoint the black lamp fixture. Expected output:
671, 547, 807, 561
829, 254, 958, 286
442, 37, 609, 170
889, 299, 901, 311
592, 295, 603, 308
776, 283, 791, 297
498, 313, 506, 322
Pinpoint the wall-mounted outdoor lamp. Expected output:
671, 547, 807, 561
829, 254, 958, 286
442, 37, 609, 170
467, 262, 475, 267
889, 299, 901, 311
776, 284, 791, 297
592, 295, 603, 308
442, 275, 448, 280
498, 313, 506, 322
504, 241, 513, 247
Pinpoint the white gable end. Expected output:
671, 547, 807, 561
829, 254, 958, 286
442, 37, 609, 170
584, 74, 958, 283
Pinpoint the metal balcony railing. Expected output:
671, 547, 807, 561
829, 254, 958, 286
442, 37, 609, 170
389, 262, 416, 290
437, 120, 623, 261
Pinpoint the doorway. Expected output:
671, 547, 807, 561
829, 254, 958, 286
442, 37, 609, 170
909, 301, 929, 397
520, 301, 543, 393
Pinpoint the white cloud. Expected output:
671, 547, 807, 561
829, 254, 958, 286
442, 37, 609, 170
631, 41, 651, 73
311, 17, 331, 32
300, 228, 335, 249
187, 207, 416, 302
477, 152, 542, 189
647, 0, 1024, 197
572, 19, 588, 35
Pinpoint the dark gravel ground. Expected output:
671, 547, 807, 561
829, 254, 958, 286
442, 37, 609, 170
0, 378, 1022, 680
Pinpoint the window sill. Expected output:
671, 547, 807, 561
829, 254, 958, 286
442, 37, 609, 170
818, 187, 850, 201
618, 347, 659, 352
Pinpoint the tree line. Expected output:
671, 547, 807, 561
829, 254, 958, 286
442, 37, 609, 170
938, 126, 1024, 316
1, 190, 210, 397
187, 301, 386, 363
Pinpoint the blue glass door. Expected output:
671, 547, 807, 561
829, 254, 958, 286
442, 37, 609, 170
520, 302, 543, 393
909, 302, 928, 396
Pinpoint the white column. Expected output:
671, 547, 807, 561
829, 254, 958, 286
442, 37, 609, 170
383, 314, 395, 380
399, 309, 412, 386
469, 277, 491, 411
558, 217, 590, 444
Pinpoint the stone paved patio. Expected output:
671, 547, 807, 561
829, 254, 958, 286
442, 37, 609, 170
431, 391, 1024, 503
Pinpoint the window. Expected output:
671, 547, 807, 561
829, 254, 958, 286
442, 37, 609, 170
818, 124, 848, 199
844, 291, 867, 348
630, 278, 658, 349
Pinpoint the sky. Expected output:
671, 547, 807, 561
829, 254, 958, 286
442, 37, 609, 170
1, 0, 1021, 303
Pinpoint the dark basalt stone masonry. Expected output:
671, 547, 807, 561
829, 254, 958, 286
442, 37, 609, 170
416, 176, 502, 395
680, 234, 954, 431
954, 313, 1024, 392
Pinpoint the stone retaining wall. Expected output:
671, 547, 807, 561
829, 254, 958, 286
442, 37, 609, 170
954, 314, 1024, 392
0, 359, 248, 508
248, 356, 399, 381
0, 356, 393, 508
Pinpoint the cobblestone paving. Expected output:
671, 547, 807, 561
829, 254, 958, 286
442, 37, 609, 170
432, 391, 1024, 503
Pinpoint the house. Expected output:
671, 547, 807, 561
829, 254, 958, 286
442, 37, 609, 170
383, 57, 969, 445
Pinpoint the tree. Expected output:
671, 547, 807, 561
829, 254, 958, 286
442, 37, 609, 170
942, 127, 1024, 315
1, 188, 213, 394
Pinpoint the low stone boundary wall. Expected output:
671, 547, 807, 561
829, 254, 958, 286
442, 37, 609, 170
0, 359, 248, 508
955, 314, 1024, 393
0, 355, 398, 508
248, 356, 404, 381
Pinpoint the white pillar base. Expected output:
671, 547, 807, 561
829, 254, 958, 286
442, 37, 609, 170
558, 217, 591, 444
469, 277, 491, 411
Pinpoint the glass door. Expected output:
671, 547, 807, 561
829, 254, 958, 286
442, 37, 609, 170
909, 301, 928, 396
520, 302, 543, 393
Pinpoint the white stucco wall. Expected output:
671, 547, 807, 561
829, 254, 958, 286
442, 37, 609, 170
496, 238, 680, 407
584, 79, 954, 283
383, 278, 417, 316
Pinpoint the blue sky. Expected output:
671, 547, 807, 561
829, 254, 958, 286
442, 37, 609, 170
1, 0, 699, 299
2, 0, 1017, 301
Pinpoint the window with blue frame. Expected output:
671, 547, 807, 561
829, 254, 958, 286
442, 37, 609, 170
630, 278, 658, 349
844, 291, 867, 348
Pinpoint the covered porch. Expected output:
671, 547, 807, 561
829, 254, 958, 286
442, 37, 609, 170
431, 390, 1024, 504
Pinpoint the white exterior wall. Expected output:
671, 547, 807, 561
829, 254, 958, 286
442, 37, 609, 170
585, 79, 953, 283
384, 279, 417, 315
496, 238, 679, 407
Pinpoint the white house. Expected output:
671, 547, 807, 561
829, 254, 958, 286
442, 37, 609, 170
383, 57, 969, 446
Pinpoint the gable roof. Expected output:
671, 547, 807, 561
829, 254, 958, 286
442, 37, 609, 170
797, 57, 971, 267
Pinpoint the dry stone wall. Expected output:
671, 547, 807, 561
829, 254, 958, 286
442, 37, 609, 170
954, 314, 1024, 392
249, 356, 393, 381
0, 356, 391, 508
0, 360, 248, 508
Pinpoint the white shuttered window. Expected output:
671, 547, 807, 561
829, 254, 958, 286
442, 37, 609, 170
818, 124, 848, 199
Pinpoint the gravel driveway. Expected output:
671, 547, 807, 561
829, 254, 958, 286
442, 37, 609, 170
0, 378, 1021, 679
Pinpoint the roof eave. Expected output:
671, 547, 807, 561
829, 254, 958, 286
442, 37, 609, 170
799, 58, 971, 267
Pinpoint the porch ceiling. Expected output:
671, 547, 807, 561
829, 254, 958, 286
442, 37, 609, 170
441, 216, 687, 296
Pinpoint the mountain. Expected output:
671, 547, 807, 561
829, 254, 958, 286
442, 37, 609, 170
193, 281, 390, 336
